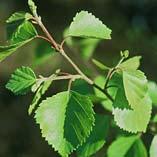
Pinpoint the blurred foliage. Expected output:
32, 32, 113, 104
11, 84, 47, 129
1, 0, 157, 156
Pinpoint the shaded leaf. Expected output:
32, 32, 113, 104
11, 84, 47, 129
33, 40, 56, 66
131, 139, 148, 157
94, 75, 118, 111
11, 21, 37, 44
6, 20, 24, 40
71, 79, 94, 95
107, 135, 139, 157
77, 114, 109, 157
0, 21, 37, 62
152, 114, 157, 123
113, 86, 130, 109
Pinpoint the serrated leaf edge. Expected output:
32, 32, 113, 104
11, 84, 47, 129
112, 106, 152, 133
68, 10, 112, 39
34, 91, 95, 156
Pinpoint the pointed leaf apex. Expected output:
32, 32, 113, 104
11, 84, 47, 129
68, 11, 112, 39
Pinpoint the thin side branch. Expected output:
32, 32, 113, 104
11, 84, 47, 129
34, 16, 59, 50
59, 48, 93, 85
36, 35, 52, 44
33, 13, 114, 103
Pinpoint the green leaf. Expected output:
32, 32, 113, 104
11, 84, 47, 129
123, 70, 148, 107
92, 59, 110, 71
150, 135, 157, 157
6, 20, 23, 41
94, 75, 118, 111
113, 86, 130, 109
28, 0, 37, 15
29, 79, 53, 115
0, 21, 37, 62
0, 39, 33, 62
119, 56, 141, 71
152, 114, 157, 123
113, 70, 152, 133
0, 43, 21, 62
79, 38, 100, 60
131, 139, 148, 157
71, 79, 94, 95
77, 114, 109, 157
63, 28, 73, 47
148, 81, 157, 105
6, 66, 36, 95
6, 11, 34, 41
67, 11, 111, 39
35, 91, 94, 157
94, 76, 112, 111
107, 135, 139, 157
33, 40, 56, 66
11, 21, 37, 44
6, 12, 33, 23
120, 50, 129, 59
113, 94, 152, 133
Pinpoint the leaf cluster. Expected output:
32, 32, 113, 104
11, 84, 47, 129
1, 0, 157, 157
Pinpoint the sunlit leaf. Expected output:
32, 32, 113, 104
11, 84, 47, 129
28, 0, 37, 15
6, 66, 36, 95
67, 11, 111, 39
6, 12, 32, 23
150, 135, 157, 157
123, 70, 148, 108
148, 81, 157, 105
119, 56, 141, 71
113, 95, 152, 133
112, 69, 152, 133
120, 50, 129, 59
35, 91, 94, 157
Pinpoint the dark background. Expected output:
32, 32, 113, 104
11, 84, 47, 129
0, 0, 157, 156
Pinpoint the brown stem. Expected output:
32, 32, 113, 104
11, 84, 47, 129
59, 48, 93, 85
34, 14, 114, 103
34, 17, 59, 50
60, 36, 70, 48
36, 35, 52, 44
